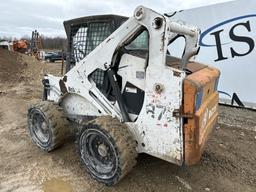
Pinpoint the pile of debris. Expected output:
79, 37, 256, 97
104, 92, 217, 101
0, 49, 44, 84
0, 49, 26, 83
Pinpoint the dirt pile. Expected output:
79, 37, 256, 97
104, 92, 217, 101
0, 49, 44, 84
0, 49, 26, 83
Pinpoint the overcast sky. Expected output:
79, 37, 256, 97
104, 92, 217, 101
0, 0, 231, 39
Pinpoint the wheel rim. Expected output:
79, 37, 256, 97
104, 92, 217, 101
30, 109, 50, 144
80, 129, 118, 179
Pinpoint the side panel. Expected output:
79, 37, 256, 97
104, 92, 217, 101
130, 67, 185, 165
61, 94, 101, 117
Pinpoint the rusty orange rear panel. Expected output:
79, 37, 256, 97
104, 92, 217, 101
183, 64, 220, 166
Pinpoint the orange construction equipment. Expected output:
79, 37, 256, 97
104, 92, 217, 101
13, 40, 29, 53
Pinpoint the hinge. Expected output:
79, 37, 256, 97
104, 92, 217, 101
173, 108, 193, 118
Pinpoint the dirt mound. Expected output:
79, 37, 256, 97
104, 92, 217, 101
0, 49, 26, 83
0, 49, 44, 84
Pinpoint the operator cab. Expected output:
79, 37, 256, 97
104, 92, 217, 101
64, 14, 128, 72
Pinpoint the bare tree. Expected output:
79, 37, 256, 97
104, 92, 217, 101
41, 35, 67, 50
0, 35, 67, 50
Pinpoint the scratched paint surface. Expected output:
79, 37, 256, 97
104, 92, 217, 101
132, 67, 186, 165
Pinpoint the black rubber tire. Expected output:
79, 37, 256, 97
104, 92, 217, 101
78, 116, 137, 185
27, 101, 69, 152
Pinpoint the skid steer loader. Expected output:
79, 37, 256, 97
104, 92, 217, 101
27, 6, 220, 185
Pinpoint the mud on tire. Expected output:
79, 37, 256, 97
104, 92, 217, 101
27, 101, 69, 152
78, 116, 137, 185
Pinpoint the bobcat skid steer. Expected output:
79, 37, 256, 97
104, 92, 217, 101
27, 6, 220, 185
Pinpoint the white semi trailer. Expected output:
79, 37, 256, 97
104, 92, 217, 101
170, 0, 256, 108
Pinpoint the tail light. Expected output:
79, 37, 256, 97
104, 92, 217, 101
195, 90, 203, 111
214, 77, 219, 91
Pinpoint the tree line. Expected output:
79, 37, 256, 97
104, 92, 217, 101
40, 36, 67, 51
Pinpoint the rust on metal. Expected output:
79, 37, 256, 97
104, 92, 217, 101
186, 62, 207, 73
59, 79, 68, 94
